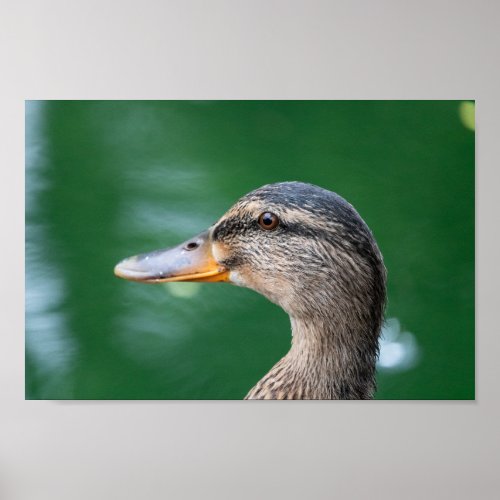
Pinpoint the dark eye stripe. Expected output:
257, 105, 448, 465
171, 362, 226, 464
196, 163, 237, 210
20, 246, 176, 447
212, 215, 254, 240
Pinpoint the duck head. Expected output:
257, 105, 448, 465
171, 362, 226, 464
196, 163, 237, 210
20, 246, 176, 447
115, 181, 385, 326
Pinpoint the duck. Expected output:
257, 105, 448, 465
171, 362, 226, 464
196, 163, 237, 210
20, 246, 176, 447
114, 182, 387, 400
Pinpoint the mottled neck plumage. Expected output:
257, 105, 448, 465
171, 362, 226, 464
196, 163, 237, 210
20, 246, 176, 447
245, 312, 379, 400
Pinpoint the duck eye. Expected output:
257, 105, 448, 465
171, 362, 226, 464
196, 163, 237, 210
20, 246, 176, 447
258, 212, 279, 230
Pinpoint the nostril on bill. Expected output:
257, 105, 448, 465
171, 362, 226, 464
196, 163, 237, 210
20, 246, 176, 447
185, 241, 199, 251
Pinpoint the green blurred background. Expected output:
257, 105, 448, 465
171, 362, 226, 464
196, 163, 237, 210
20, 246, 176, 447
25, 101, 475, 400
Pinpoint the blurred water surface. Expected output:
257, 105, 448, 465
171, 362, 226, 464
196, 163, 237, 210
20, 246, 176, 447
25, 101, 474, 399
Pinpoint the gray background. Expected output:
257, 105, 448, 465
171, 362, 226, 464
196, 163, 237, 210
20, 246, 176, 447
1, 1, 499, 499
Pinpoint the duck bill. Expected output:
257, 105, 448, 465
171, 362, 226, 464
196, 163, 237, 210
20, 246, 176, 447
114, 230, 229, 283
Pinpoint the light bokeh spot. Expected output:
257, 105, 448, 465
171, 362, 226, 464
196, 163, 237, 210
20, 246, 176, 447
459, 101, 475, 131
164, 282, 202, 299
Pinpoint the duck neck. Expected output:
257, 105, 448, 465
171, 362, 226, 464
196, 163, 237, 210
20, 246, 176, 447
245, 313, 378, 400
